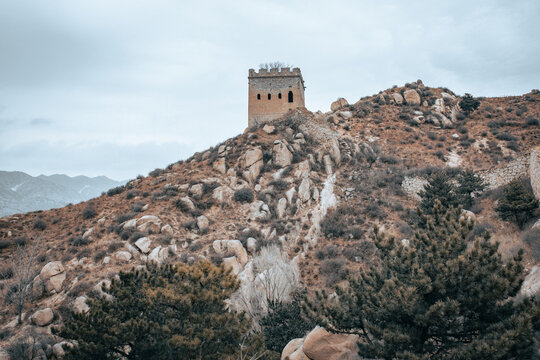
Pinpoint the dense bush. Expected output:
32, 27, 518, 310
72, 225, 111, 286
82, 203, 97, 219
148, 168, 164, 177
459, 93, 480, 115
495, 180, 539, 229
107, 185, 125, 196
234, 188, 254, 203
33, 219, 47, 231
68, 236, 89, 247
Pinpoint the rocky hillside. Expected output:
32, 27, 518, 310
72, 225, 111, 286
0, 81, 539, 359
0, 171, 124, 217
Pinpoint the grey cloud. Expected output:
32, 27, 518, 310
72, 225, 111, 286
0, 0, 539, 179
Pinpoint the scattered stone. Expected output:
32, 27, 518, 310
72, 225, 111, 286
222, 256, 242, 275
103, 256, 111, 264
82, 227, 93, 240
134, 237, 152, 254
189, 184, 204, 197
338, 110, 352, 119
298, 177, 311, 203
273, 140, 293, 167
262, 124, 275, 134
247, 237, 257, 254
281, 338, 305, 360
31, 308, 54, 327
197, 215, 209, 231
213, 157, 227, 174
277, 198, 287, 218
323, 155, 333, 175
114, 251, 132, 262
161, 224, 174, 236
72, 296, 90, 314
97, 217, 106, 225
123, 219, 137, 230
179, 197, 196, 212
404, 89, 421, 105
213, 240, 248, 265
452, 133, 459, 139
136, 215, 162, 233
302, 326, 360, 360
331, 97, 348, 111
40, 261, 66, 293
329, 138, 341, 166
392, 92, 404, 105
212, 186, 234, 203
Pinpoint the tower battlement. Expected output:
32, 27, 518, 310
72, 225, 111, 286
247, 66, 306, 127
248, 67, 303, 78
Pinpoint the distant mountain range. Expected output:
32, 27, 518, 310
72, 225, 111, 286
0, 171, 124, 217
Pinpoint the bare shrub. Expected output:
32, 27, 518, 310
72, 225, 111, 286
231, 245, 300, 327
3, 237, 43, 324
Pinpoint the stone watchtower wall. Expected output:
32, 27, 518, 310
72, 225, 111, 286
248, 67, 305, 127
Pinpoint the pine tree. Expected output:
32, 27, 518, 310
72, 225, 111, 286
456, 169, 485, 209
306, 201, 539, 359
54, 261, 250, 360
260, 292, 314, 353
495, 179, 539, 229
418, 172, 460, 214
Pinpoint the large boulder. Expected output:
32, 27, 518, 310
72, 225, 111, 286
212, 186, 234, 203
530, 146, 540, 200
518, 266, 540, 299
136, 215, 162, 233
39, 261, 66, 293
273, 141, 293, 167
331, 98, 348, 111
282, 338, 308, 360
404, 89, 421, 105
302, 326, 360, 360
134, 237, 152, 254
31, 308, 54, 326
243, 147, 264, 182
213, 157, 227, 174
213, 240, 248, 265
114, 250, 132, 262
277, 198, 288, 219
298, 177, 311, 203
222, 256, 242, 275
392, 92, 404, 105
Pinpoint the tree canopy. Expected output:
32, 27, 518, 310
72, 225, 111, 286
54, 261, 250, 360
306, 201, 539, 359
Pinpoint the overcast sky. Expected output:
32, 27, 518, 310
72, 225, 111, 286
1, 0, 539, 180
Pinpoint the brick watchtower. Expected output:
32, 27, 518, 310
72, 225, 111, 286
248, 67, 305, 127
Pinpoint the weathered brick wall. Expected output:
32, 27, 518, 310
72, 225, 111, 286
248, 68, 305, 127
478, 154, 530, 190
530, 146, 540, 200
402, 151, 535, 200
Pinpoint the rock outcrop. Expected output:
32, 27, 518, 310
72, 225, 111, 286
404, 89, 421, 105
331, 98, 348, 111
282, 326, 360, 360
39, 261, 66, 293
31, 308, 54, 326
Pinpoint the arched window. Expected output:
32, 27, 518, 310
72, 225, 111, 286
278, 93, 282, 99
288, 91, 293, 103
257, 94, 261, 100
268, 93, 271, 100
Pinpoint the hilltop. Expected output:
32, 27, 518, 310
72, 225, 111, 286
0, 81, 539, 358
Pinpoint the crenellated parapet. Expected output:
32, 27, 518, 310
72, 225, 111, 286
249, 67, 303, 78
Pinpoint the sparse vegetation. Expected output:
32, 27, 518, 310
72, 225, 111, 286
234, 188, 254, 203
82, 203, 97, 219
